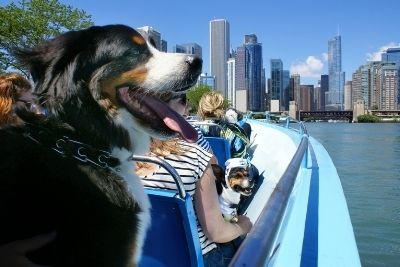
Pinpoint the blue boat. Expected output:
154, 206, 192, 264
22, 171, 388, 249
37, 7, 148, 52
138, 116, 361, 267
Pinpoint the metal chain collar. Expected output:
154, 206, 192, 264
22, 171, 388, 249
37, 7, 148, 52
24, 131, 120, 170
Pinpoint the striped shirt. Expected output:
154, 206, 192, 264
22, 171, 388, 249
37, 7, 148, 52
192, 123, 211, 153
141, 141, 217, 255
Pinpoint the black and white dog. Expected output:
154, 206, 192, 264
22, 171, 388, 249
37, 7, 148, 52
0, 25, 201, 266
213, 158, 257, 223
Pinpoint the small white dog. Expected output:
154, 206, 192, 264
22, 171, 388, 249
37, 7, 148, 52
215, 158, 256, 223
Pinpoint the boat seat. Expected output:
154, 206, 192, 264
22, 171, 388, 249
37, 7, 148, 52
139, 188, 203, 267
205, 137, 231, 167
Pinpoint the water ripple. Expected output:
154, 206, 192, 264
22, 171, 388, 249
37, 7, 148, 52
306, 123, 400, 267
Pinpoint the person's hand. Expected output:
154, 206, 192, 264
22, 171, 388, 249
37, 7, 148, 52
0, 232, 56, 267
236, 215, 253, 235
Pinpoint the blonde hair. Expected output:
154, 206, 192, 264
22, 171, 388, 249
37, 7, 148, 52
136, 138, 185, 172
197, 91, 225, 120
0, 73, 32, 126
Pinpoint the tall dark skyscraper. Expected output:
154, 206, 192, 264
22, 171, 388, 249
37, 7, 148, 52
320, 74, 329, 110
282, 70, 290, 110
234, 35, 263, 111
270, 59, 283, 109
327, 35, 345, 110
210, 19, 230, 97
245, 34, 263, 111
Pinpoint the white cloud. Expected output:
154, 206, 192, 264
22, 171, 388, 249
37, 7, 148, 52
290, 56, 324, 78
366, 42, 400, 61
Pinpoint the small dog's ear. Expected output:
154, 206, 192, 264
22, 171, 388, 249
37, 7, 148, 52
211, 164, 224, 182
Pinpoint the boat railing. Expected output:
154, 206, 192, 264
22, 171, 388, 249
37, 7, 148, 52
247, 112, 308, 136
229, 134, 309, 267
130, 155, 186, 199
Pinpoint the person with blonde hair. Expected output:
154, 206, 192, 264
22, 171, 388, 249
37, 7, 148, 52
0, 73, 37, 126
197, 91, 225, 120
197, 91, 250, 158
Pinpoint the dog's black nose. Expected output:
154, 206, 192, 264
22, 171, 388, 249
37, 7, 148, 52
185, 56, 202, 72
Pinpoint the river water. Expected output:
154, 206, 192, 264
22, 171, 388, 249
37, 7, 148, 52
305, 122, 400, 267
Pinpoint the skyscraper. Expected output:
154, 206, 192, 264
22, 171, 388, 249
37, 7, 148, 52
344, 81, 353, 110
327, 35, 345, 110
376, 62, 398, 110
161, 40, 167, 52
381, 48, 400, 107
210, 19, 230, 96
235, 46, 246, 91
320, 74, 329, 110
244, 34, 263, 111
291, 74, 301, 106
227, 57, 236, 107
282, 70, 290, 111
270, 59, 283, 110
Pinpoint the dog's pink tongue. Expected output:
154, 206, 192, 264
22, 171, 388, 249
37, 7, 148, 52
142, 95, 198, 143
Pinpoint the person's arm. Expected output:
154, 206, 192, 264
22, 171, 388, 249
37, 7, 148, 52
194, 164, 252, 243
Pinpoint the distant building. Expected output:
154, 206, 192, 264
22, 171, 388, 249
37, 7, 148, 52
235, 90, 248, 113
313, 85, 321, 111
320, 74, 329, 110
376, 62, 398, 110
161, 39, 167, 52
327, 35, 345, 110
381, 47, 400, 107
270, 100, 280, 112
235, 46, 246, 92
172, 43, 202, 58
197, 73, 216, 90
137, 26, 161, 50
300, 85, 314, 111
352, 63, 371, 109
344, 81, 353, 110
227, 57, 236, 107
261, 68, 266, 110
291, 74, 301, 108
210, 19, 230, 96
282, 70, 290, 111
270, 59, 283, 110
244, 34, 263, 111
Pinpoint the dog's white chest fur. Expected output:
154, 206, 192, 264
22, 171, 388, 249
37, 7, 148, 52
111, 148, 151, 264
219, 187, 241, 222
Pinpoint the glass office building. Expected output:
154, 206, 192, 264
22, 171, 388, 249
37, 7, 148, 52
245, 35, 263, 111
327, 35, 345, 110
270, 59, 283, 109
210, 19, 230, 97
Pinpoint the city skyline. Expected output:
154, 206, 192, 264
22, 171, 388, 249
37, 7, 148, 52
2, 0, 399, 86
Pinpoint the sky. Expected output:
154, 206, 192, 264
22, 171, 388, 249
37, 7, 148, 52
2, 0, 400, 85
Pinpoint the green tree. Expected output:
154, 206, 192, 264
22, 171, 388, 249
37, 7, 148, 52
357, 114, 381, 123
186, 85, 212, 113
0, 0, 93, 75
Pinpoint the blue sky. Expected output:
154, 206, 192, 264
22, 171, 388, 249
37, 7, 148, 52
2, 0, 399, 85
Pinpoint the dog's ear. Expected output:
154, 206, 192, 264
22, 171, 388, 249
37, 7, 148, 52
211, 164, 224, 181
12, 47, 47, 83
